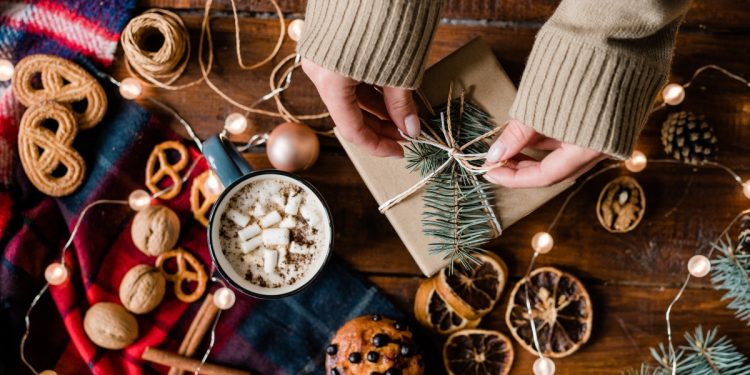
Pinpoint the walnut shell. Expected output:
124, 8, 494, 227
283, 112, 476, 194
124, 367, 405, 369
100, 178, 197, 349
83, 302, 138, 349
131, 205, 180, 256
119, 264, 166, 314
596, 176, 646, 233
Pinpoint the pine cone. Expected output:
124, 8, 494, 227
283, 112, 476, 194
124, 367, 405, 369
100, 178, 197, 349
661, 111, 718, 165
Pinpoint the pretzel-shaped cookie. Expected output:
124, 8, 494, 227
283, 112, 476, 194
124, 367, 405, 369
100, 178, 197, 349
146, 140, 189, 199
18, 102, 86, 196
13, 54, 107, 130
190, 170, 220, 227
155, 248, 207, 303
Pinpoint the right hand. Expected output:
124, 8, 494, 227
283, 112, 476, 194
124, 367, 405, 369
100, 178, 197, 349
301, 59, 421, 158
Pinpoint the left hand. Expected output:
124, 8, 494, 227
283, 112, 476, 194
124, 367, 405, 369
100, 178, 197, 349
483, 120, 606, 188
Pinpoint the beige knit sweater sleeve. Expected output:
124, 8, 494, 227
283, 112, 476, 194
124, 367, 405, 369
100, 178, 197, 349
298, 0, 691, 159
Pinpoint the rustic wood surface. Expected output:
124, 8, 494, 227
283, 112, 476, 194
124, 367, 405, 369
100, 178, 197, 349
117, 1, 750, 373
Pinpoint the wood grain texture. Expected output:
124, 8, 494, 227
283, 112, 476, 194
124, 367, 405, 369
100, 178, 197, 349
113, 2, 750, 373
138, 0, 750, 31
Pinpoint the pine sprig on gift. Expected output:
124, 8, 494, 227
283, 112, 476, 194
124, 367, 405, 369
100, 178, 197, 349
623, 326, 750, 375
405, 99, 497, 268
710, 236, 750, 325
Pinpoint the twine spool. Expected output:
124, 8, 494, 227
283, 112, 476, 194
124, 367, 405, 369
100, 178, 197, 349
121, 9, 197, 89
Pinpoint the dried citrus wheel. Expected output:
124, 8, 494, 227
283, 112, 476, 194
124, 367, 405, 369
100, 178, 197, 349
505, 267, 593, 358
414, 277, 480, 335
435, 252, 508, 320
443, 329, 514, 375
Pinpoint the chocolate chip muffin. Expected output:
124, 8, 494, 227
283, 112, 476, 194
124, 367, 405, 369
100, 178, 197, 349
325, 315, 423, 375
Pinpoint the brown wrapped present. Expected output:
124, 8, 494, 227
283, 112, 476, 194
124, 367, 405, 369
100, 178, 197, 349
336, 38, 574, 276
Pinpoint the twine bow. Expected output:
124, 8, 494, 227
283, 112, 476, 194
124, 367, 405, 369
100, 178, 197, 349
378, 85, 506, 236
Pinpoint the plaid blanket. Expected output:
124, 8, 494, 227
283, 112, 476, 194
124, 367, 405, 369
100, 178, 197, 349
0, 1, 403, 374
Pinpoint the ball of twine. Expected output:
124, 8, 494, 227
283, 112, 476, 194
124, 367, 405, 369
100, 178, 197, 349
121, 9, 196, 89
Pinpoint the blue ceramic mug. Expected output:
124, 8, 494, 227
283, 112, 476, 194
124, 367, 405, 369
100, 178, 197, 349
203, 134, 334, 299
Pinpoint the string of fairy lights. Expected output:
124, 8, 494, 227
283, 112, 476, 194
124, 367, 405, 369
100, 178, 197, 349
0, 5, 748, 375
524, 65, 750, 375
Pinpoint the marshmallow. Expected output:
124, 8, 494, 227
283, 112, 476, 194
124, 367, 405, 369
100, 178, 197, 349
300, 205, 321, 226
284, 194, 302, 215
271, 194, 286, 207
280, 216, 296, 229
240, 235, 263, 253
263, 248, 278, 274
252, 203, 266, 218
259, 211, 282, 228
290, 241, 310, 254
226, 209, 250, 227
238, 223, 262, 241
262, 228, 290, 246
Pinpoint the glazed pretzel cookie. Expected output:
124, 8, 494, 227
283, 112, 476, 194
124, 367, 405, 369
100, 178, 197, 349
155, 248, 207, 303
13, 54, 107, 130
190, 170, 219, 227
18, 102, 86, 197
146, 140, 189, 199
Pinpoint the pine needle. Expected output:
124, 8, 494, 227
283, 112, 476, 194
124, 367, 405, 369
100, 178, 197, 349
405, 99, 496, 267
710, 237, 750, 325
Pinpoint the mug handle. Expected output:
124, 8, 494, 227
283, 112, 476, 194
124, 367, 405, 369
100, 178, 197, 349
203, 135, 253, 187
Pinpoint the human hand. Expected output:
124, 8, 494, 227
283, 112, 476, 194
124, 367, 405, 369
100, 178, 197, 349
483, 120, 606, 188
301, 59, 421, 158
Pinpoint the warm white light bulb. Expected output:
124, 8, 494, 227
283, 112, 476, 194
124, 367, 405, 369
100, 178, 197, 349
224, 113, 248, 135
287, 19, 305, 42
688, 255, 711, 278
128, 189, 151, 211
39, 370, 58, 375
743, 180, 750, 200
532, 232, 554, 254
0, 59, 14, 81
625, 150, 648, 173
45, 262, 69, 286
661, 83, 685, 106
533, 357, 556, 375
119, 77, 142, 100
204, 170, 224, 198
213, 287, 236, 310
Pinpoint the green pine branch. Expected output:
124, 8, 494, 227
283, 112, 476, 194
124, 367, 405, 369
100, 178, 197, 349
405, 99, 497, 267
710, 237, 750, 325
622, 326, 750, 375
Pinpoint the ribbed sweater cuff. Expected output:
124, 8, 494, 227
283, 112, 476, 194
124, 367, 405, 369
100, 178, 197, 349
509, 27, 667, 159
298, 0, 443, 89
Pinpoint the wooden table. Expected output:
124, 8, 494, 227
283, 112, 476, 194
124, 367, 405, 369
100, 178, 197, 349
118, 1, 750, 373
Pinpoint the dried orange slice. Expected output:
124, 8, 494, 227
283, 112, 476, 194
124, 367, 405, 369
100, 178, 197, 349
505, 267, 593, 358
443, 329, 514, 375
414, 277, 480, 335
435, 252, 508, 320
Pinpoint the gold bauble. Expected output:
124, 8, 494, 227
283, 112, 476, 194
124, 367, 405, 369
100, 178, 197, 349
266, 122, 320, 172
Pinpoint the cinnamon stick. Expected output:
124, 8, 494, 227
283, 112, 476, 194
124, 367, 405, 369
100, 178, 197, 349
143, 347, 250, 375
169, 293, 221, 375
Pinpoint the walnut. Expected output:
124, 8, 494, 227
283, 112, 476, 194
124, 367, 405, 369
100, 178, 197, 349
83, 302, 138, 350
596, 176, 646, 233
119, 264, 165, 314
131, 205, 180, 256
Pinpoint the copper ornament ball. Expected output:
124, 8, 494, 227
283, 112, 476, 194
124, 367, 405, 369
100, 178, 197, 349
266, 122, 319, 172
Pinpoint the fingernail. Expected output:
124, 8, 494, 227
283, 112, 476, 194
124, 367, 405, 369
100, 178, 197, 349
485, 141, 506, 164
484, 174, 500, 184
405, 115, 420, 138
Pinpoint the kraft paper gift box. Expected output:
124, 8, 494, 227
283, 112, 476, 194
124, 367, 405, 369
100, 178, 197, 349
336, 38, 574, 276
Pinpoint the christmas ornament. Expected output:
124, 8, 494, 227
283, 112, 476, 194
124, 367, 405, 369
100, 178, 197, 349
414, 277, 479, 335
119, 265, 166, 314
596, 176, 646, 233
661, 111, 718, 165
443, 329, 514, 375
83, 302, 139, 350
266, 122, 320, 172
434, 252, 507, 321
506, 267, 592, 358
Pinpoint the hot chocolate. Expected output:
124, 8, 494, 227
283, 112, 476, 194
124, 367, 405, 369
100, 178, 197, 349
217, 176, 331, 290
